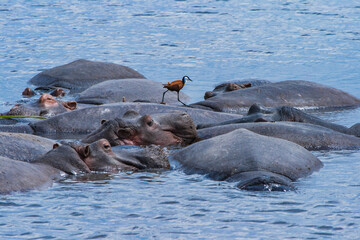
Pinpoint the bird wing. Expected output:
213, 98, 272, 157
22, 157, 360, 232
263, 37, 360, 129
163, 80, 183, 91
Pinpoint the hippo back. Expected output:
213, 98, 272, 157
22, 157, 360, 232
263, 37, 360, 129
197, 122, 360, 150
29, 59, 145, 91
0, 156, 60, 194
0, 132, 56, 162
172, 128, 323, 181
192, 80, 360, 113
77, 79, 189, 105
30, 103, 241, 134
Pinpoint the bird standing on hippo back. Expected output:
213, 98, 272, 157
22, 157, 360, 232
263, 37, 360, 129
161, 76, 192, 106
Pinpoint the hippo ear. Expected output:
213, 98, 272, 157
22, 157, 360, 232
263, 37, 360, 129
50, 88, 66, 97
248, 104, 262, 115
62, 101, 77, 111
84, 146, 90, 158
22, 87, 35, 97
204, 91, 215, 99
77, 145, 90, 159
123, 110, 139, 118
53, 143, 60, 149
101, 119, 107, 125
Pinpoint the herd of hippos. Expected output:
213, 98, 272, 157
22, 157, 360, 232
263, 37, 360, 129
1, 59, 360, 194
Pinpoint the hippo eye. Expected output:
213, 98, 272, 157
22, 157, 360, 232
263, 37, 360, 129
40, 110, 49, 116
147, 120, 153, 127
104, 144, 111, 150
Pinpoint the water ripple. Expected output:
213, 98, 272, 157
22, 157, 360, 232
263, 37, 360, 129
0, 0, 360, 239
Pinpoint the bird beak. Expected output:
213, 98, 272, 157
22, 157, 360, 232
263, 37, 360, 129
188, 78, 193, 82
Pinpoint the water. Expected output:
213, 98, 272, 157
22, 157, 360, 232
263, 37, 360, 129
0, 0, 360, 239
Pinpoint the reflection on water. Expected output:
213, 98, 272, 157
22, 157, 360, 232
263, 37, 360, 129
0, 0, 360, 239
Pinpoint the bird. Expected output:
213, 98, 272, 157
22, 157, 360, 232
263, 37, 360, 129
161, 76, 192, 106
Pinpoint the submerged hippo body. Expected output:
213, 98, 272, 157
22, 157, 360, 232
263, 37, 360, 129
27, 103, 240, 134
0, 132, 55, 162
0, 156, 61, 194
172, 129, 323, 191
77, 79, 189, 105
112, 145, 170, 170
204, 79, 272, 99
197, 122, 360, 150
198, 104, 360, 137
192, 80, 360, 113
82, 110, 197, 147
3, 94, 76, 117
28, 59, 146, 92
0, 142, 91, 194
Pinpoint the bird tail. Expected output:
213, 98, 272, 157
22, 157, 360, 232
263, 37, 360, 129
163, 82, 170, 88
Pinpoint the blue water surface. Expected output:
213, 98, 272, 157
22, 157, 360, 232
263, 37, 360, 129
0, 0, 359, 239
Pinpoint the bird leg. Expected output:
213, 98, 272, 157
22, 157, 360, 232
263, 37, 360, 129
161, 90, 169, 104
177, 91, 191, 107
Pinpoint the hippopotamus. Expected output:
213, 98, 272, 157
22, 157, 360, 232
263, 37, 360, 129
197, 122, 360, 150
0, 132, 55, 162
191, 80, 360, 113
197, 104, 360, 137
28, 59, 146, 92
76, 78, 189, 105
172, 129, 323, 191
204, 79, 272, 99
3, 93, 77, 117
0, 103, 239, 134
0, 139, 169, 194
82, 110, 197, 147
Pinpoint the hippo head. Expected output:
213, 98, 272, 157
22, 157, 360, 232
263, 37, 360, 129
204, 82, 251, 100
82, 110, 197, 147
34, 139, 140, 174
22, 87, 35, 97
34, 142, 91, 175
75, 139, 140, 172
6, 93, 76, 117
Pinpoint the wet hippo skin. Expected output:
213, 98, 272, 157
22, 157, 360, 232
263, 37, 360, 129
28, 59, 146, 92
76, 79, 189, 105
82, 110, 197, 147
191, 80, 360, 113
3, 94, 76, 117
172, 129, 323, 191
